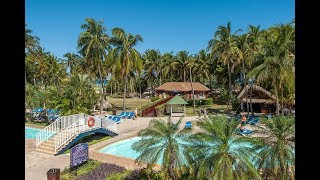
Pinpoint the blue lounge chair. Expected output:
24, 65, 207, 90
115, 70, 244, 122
117, 112, 125, 117
250, 117, 259, 125
236, 128, 253, 136
185, 121, 192, 129
245, 115, 254, 124
127, 112, 134, 119
115, 116, 122, 123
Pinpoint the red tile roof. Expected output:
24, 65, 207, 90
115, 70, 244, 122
155, 82, 210, 92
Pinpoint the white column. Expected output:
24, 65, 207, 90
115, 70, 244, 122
170, 105, 172, 117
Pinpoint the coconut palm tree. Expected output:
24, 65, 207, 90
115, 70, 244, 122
248, 23, 294, 116
132, 117, 190, 180
77, 18, 111, 114
253, 116, 295, 179
63, 53, 81, 75
144, 49, 162, 87
208, 22, 243, 101
25, 24, 40, 53
109, 27, 143, 110
185, 115, 261, 179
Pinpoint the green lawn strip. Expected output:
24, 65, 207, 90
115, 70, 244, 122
64, 134, 111, 154
25, 122, 49, 127
106, 170, 132, 180
61, 159, 101, 180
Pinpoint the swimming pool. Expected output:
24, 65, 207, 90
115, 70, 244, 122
99, 136, 255, 164
25, 127, 41, 139
99, 137, 165, 163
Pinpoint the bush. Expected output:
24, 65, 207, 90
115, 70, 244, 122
76, 163, 126, 180
150, 97, 160, 102
187, 98, 213, 106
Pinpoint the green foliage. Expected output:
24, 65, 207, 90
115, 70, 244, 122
187, 98, 213, 106
150, 97, 160, 102
253, 116, 295, 179
107, 170, 131, 180
61, 160, 101, 180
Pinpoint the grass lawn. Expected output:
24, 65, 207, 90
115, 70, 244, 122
106, 96, 151, 110
61, 160, 101, 180
25, 121, 49, 127
64, 134, 111, 154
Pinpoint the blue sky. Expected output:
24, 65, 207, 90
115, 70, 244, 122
26, 0, 294, 59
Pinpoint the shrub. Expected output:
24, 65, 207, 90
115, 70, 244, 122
150, 97, 160, 102
187, 98, 213, 106
77, 163, 126, 180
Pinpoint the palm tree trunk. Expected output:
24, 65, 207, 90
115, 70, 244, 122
227, 62, 232, 109
122, 75, 127, 111
98, 63, 105, 114
281, 84, 284, 116
190, 68, 196, 114
159, 69, 162, 85
183, 69, 186, 82
139, 82, 142, 98
275, 86, 280, 116
110, 81, 113, 96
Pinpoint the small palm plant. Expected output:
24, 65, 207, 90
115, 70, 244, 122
132, 117, 191, 180
185, 115, 261, 179
253, 116, 295, 179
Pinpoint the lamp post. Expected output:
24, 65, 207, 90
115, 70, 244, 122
248, 78, 254, 116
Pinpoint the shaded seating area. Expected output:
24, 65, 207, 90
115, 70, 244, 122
166, 95, 188, 117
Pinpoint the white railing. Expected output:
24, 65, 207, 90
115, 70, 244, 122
35, 113, 86, 147
54, 115, 102, 153
101, 116, 118, 133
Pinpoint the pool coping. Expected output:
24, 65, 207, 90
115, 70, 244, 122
25, 124, 45, 129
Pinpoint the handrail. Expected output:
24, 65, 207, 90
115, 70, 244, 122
54, 114, 117, 153
35, 113, 86, 147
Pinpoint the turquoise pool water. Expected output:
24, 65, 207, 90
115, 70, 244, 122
99, 136, 254, 164
25, 127, 41, 139
99, 137, 165, 163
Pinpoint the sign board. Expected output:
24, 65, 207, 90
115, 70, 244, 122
70, 143, 89, 167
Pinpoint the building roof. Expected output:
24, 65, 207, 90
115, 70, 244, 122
166, 95, 188, 105
237, 85, 276, 104
155, 82, 210, 92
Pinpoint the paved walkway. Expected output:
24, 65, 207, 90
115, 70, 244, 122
25, 139, 70, 180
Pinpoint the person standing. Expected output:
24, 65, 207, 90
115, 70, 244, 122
241, 115, 247, 126
203, 107, 207, 118
134, 108, 138, 120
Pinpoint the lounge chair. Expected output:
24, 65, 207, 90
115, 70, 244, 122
185, 121, 192, 129
119, 112, 129, 118
117, 112, 125, 117
245, 115, 254, 124
250, 117, 259, 125
127, 112, 134, 119
236, 128, 253, 136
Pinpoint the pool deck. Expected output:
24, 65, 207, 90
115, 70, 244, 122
25, 115, 267, 179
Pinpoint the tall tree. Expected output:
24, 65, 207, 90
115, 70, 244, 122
63, 53, 81, 75
132, 117, 189, 180
185, 115, 261, 179
110, 28, 143, 110
208, 22, 243, 103
77, 18, 111, 114
253, 116, 295, 179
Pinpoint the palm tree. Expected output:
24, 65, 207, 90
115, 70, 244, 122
208, 22, 243, 101
171, 51, 190, 82
63, 53, 81, 75
248, 23, 294, 116
253, 116, 295, 179
144, 49, 162, 87
25, 24, 40, 53
185, 115, 261, 179
132, 117, 189, 180
77, 18, 111, 114
109, 28, 143, 110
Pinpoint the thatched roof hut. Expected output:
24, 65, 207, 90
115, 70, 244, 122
237, 85, 276, 104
